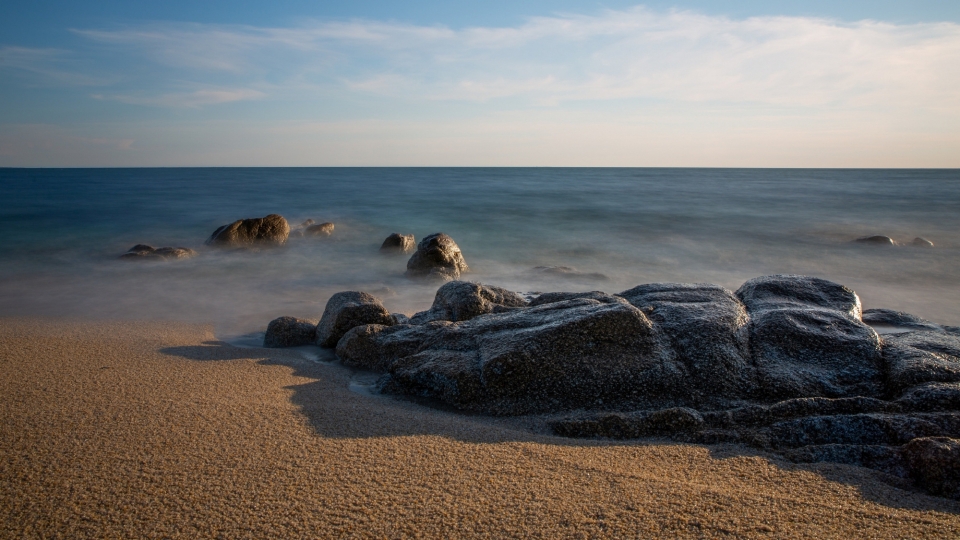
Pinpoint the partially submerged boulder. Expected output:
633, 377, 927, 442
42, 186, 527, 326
529, 266, 608, 281
264, 316, 317, 348
315, 291, 395, 348
912, 237, 934, 248
119, 244, 197, 260
405, 233, 468, 281
855, 235, 897, 246
305, 222, 335, 237
206, 214, 290, 247
409, 281, 527, 324
380, 233, 416, 254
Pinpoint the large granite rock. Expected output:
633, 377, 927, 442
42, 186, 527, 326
119, 244, 197, 260
902, 437, 960, 499
380, 233, 416, 254
855, 235, 897, 246
405, 233, 468, 281
206, 214, 290, 247
315, 291, 395, 348
882, 330, 960, 393
409, 281, 527, 324
264, 316, 317, 348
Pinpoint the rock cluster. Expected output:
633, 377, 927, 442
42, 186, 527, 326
119, 244, 197, 260
854, 235, 934, 247
266, 274, 960, 499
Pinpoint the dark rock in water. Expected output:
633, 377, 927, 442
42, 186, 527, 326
409, 281, 527, 324
530, 266, 609, 280
264, 316, 317, 348
206, 214, 290, 247
315, 291, 395, 348
119, 244, 197, 260
911, 237, 934, 247
305, 222, 335, 237
882, 330, 960, 393
862, 308, 943, 332
618, 283, 751, 400
300, 219, 315, 228
405, 233, 468, 281
902, 437, 960, 499
855, 235, 897, 246
380, 233, 416, 253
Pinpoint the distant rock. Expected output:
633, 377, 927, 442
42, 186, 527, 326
855, 235, 897, 246
405, 233, 469, 281
380, 233, 416, 254
119, 244, 197, 260
530, 266, 608, 281
305, 222, 335, 237
912, 237, 934, 248
264, 316, 317, 348
206, 214, 290, 247
315, 291, 395, 348
409, 281, 527, 324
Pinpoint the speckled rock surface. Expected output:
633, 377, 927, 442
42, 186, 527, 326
409, 281, 527, 324
119, 244, 197, 260
405, 233, 468, 281
902, 437, 960, 499
263, 316, 316, 348
304, 222, 334, 237
380, 233, 416, 253
315, 291, 395, 348
205, 214, 290, 247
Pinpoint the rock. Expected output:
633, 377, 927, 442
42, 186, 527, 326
305, 222, 334, 237
882, 330, 960, 393
736, 274, 862, 320
529, 291, 622, 307
897, 382, 960, 412
300, 219, 315, 228
409, 281, 527, 324
405, 233, 468, 281
902, 437, 960, 499
336, 322, 443, 372
618, 283, 750, 400
911, 237, 934, 247
315, 291, 395, 348
530, 266, 608, 280
856, 235, 897, 246
206, 214, 290, 247
264, 316, 317, 348
862, 308, 943, 332
119, 244, 197, 260
551, 407, 704, 439
380, 233, 416, 253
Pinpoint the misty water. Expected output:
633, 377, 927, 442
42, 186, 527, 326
1, 168, 958, 337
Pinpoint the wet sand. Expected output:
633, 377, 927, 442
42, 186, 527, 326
1, 317, 959, 538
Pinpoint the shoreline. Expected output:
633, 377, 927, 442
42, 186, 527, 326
2, 316, 959, 538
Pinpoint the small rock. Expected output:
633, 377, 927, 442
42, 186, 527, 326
912, 237, 934, 248
901, 437, 960, 498
304, 222, 335, 237
405, 233, 469, 281
315, 291, 395, 348
530, 266, 609, 280
119, 244, 197, 260
855, 235, 897, 246
380, 233, 416, 254
264, 316, 317, 348
206, 214, 290, 247
409, 281, 527, 324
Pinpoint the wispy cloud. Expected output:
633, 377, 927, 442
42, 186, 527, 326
92, 88, 265, 108
0, 46, 112, 86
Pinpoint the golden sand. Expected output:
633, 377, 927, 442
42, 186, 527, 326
1, 317, 958, 538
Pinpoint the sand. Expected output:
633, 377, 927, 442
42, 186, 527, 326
1, 317, 959, 538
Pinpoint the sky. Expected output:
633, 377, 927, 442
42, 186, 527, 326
1, 1, 959, 167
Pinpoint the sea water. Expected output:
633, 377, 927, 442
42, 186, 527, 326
1, 168, 958, 335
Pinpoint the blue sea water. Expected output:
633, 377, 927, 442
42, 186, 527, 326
1, 168, 958, 334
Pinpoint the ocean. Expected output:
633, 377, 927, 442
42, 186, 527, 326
1, 168, 958, 336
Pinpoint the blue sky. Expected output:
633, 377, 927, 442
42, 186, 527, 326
2, 1, 959, 166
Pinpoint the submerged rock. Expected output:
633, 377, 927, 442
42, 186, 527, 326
315, 291, 395, 348
264, 316, 317, 348
855, 235, 897, 246
912, 237, 934, 248
405, 233, 469, 281
529, 266, 609, 281
119, 244, 197, 260
305, 222, 335, 237
409, 281, 527, 324
206, 214, 290, 247
380, 233, 416, 254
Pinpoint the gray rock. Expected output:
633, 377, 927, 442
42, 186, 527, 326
405, 233, 469, 281
897, 382, 960, 412
305, 222, 334, 237
736, 274, 862, 320
380, 233, 416, 253
855, 235, 897, 246
882, 330, 960, 393
902, 437, 960, 499
528, 291, 623, 307
911, 237, 934, 247
264, 316, 317, 348
206, 214, 290, 247
618, 283, 751, 400
409, 281, 527, 324
315, 291, 395, 348
120, 244, 197, 260
862, 308, 943, 332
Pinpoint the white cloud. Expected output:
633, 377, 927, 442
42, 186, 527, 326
91, 88, 265, 108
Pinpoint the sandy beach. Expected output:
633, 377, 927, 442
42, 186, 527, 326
2, 316, 959, 538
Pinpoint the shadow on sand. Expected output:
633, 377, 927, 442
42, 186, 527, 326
160, 340, 960, 515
